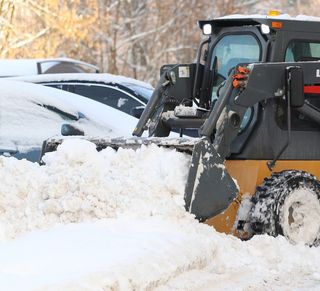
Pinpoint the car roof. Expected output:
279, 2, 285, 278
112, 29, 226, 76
199, 14, 320, 33
9, 73, 154, 103
9, 73, 153, 90
0, 58, 99, 77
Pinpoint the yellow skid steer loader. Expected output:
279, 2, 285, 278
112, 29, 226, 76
42, 14, 320, 246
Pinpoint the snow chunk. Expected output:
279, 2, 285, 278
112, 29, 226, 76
117, 97, 127, 108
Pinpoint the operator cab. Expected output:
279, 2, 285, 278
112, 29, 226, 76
133, 13, 320, 141
197, 14, 320, 160
198, 13, 320, 107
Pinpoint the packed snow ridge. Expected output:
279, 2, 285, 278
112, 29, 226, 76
0, 139, 190, 240
0, 139, 319, 290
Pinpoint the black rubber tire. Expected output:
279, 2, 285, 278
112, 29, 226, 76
249, 170, 320, 246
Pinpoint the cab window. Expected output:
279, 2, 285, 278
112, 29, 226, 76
282, 41, 320, 131
285, 41, 320, 62
211, 34, 260, 101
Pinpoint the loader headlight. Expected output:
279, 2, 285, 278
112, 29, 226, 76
203, 23, 212, 35
261, 24, 270, 34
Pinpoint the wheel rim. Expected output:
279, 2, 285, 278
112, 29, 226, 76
280, 188, 320, 245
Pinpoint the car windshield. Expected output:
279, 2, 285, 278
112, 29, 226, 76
210, 34, 260, 101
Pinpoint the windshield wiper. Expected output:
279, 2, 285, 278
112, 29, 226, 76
34, 102, 79, 121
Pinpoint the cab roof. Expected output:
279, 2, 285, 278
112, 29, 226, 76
199, 14, 320, 33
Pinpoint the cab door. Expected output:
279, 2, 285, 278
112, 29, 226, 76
207, 27, 266, 102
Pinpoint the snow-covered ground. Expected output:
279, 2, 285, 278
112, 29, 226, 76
0, 139, 319, 290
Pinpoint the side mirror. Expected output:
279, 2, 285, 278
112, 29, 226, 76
61, 124, 84, 136
131, 106, 145, 118
287, 66, 304, 108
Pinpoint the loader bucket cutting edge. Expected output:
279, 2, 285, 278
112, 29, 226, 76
184, 138, 238, 221
40, 136, 197, 162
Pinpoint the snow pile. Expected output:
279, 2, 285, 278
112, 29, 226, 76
0, 139, 190, 240
0, 139, 319, 290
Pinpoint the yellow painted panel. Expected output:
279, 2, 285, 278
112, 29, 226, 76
205, 160, 320, 236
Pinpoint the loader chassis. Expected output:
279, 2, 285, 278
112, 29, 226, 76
138, 14, 320, 244
41, 16, 320, 246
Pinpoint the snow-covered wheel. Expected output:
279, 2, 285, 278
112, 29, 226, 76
250, 170, 320, 246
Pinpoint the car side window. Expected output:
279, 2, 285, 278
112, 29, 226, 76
46, 84, 64, 90
74, 85, 142, 116
45, 84, 72, 92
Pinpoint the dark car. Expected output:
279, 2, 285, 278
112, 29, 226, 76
11, 73, 154, 118
0, 79, 140, 162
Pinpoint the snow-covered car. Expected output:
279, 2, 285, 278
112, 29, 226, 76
10, 73, 154, 118
0, 58, 99, 77
0, 79, 140, 162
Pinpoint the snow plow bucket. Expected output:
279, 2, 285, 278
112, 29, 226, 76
184, 138, 238, 221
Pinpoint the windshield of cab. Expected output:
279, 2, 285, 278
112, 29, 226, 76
211, 34, 261, 100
